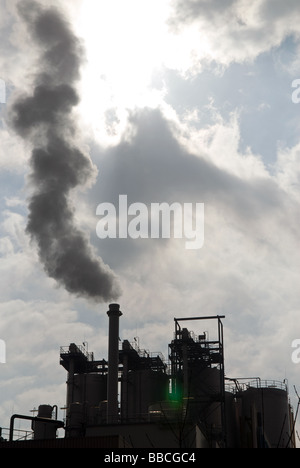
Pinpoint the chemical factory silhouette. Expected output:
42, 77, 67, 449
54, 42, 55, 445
0, 304, 296, 448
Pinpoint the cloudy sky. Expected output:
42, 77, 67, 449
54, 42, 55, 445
1, 0, 300, 441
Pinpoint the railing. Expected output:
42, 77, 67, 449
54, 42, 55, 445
226, 378, 288, 394
0, 427, 33, 442
120, 339, 166, 364
248, 379, 287, 391
60, 344, 94, 362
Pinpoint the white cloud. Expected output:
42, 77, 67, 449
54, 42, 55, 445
169, 106, 269, 180
168, 0, 300, 72
275, 142, 300, 201
87, 106, 300, 332
0, 128, 29, 173
0, 297, 94, 428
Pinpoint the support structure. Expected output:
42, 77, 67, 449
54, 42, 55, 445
169, 315, 226, 448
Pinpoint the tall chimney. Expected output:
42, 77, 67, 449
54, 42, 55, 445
107, 303, 122, 424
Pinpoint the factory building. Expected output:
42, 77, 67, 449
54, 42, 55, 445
0, 304, 296, 448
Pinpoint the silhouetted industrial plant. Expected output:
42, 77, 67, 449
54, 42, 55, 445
0, 304, 296, 448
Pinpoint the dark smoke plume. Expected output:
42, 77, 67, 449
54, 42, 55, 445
10, 1, 121, 302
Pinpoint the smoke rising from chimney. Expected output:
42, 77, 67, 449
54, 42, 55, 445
9, 1, 121, 302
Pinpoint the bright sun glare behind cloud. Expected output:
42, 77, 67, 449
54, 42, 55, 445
76, 0, 173, 145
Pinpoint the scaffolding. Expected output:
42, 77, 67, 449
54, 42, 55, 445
169, 316, 226, 448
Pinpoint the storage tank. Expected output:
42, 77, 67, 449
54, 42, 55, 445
72, 373, 107, 407
186, 366, 223, 438
123, 369, 169, 422
68, 373, 107, 427
32, 405, 57, 440
67, 402, 85, 438
224, 392, 240, 448
238, 383, 293, 448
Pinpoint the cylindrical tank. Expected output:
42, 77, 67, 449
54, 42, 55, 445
37, 404, 53, 419
72, 373, 107, 407
33, 405, 57, 440
123, 369, 169, 422
239, 385, 292, 448
67, 373, 107, 429
224, 392, 240, 448
98, 400, 108, 424
67, 402, 85, 438
188, 366, 223, 433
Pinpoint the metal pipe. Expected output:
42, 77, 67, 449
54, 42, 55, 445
107, 303, 122, 424
9, 414, 64, 442
175, 315, 225, 324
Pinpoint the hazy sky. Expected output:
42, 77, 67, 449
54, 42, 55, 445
1, 0, 300, 441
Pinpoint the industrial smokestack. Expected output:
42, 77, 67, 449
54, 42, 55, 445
107, 303, 122, 424
9, 1, 121, 303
